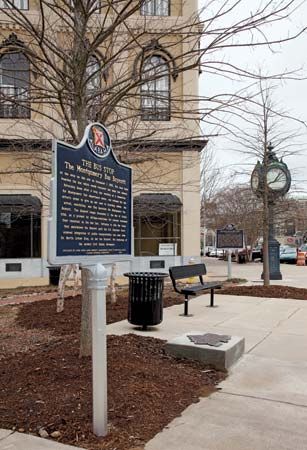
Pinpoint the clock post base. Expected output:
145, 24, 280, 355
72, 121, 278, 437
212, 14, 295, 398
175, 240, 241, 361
261, 271, 282, 281
261, 238, 282, 281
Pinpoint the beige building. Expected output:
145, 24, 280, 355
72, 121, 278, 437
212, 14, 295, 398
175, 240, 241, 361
0, 0, 205, 288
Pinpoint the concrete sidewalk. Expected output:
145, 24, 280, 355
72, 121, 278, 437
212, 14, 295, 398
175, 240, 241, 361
2, 292, 307, 449
203, 255, 307, 288
0, 429, 84, 449
109, 293, 307, 450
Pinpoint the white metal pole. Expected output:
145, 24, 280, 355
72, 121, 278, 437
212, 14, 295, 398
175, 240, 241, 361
227, 250, 232, 280
84, 263, 108, 437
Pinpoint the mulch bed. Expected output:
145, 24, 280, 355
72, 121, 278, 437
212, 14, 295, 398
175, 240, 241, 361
219, 285, 307, 300
0, 290, 226, 450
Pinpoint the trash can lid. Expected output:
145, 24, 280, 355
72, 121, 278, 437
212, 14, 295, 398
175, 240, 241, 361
124, 272, 168, 278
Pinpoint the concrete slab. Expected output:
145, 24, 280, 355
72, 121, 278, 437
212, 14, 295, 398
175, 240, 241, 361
221, 303, 300, 331
165, 332, 244, 370
220, 354, 307, 406
277, 308, 307, 335
145, 392, 307, 450
0, 430, 85, 450
110, 294, 303, 340
107, 297, 242, 340
250, 332, 307, 362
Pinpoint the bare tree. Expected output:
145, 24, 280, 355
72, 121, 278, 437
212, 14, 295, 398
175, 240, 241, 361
227, 80, 305, 284
203, 183, 263, 253
0, 0, 305, 352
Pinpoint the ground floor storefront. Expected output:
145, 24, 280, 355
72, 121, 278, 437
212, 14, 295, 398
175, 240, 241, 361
0, 190, 201, 288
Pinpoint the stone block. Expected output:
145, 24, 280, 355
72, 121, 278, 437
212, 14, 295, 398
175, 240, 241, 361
165, 332, 245, 370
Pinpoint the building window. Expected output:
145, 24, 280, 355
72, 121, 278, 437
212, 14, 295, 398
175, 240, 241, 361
71, 55, 101, 120
134, 212, 181, 256
0, 196, 41, 258
141, 0, 169, 16
70, 0, 100, 13
134, 193, 182, 256
0, 0, 28, 9
86, 55, 101, 120
0, 52, 30, 119
141, 55, 170, 121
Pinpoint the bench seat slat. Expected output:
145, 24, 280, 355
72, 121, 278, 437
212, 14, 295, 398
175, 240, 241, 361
180, 282, 222, 295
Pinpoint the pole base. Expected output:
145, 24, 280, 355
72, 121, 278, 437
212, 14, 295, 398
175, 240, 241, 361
206, 305, 219, 308
261, 272, 282, 280
179, 313, 194, 317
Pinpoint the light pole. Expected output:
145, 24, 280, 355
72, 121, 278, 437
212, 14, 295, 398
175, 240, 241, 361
251, 144, 291, 280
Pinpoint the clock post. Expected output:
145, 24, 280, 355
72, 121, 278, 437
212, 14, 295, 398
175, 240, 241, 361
251, 143, 291, 281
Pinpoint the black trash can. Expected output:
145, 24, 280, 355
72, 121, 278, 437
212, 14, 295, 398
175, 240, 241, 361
124, 272, 168, 330
48, 266, 61, 286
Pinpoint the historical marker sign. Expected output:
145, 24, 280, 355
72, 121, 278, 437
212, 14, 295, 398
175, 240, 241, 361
48, 123, 132, 265
216, 224, 244, 249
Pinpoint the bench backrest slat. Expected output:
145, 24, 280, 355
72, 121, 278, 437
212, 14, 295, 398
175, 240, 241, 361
169, 263, 206, 281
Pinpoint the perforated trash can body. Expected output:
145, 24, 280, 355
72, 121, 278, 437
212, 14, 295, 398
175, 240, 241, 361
48, 266, 61, 286
124, 272, 168, 327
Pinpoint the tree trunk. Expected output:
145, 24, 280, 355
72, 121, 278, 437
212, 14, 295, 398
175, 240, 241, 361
262, 224, 270, 286
72, 3, 93, 357
262, 151, 270, 286
57, 265, 72, 313
110, 263, 117, 304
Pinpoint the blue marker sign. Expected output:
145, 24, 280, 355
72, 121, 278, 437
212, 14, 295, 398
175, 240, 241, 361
48, 123, 132, 264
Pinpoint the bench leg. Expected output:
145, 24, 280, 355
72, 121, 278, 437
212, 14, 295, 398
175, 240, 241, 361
210, 289, 214, 307
184, 297, 189, 315
179, 295, 193, 317
207, 288, 218, 308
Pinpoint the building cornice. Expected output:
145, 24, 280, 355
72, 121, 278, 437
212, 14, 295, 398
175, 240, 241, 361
0, 138, 208, 153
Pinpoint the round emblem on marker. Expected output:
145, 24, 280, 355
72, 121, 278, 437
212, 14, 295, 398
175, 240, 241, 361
88, 124, 111, 158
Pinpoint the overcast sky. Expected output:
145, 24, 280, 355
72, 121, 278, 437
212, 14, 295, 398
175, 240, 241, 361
199, 0, 307, 195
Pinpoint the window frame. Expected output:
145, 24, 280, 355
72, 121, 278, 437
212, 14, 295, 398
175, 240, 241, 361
140, 54, 171, 122
0, 206, 41, 259
71, 54, 102, 121
0, 0, 29, 10
0, 51, 31, 119
140, 0, 170, 16
134, 211, 181, 257
85, 54, 102, 120
70, 0, 101, 14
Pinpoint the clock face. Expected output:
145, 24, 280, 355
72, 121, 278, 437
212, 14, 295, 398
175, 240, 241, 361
251, 172, 259, 190
267, 167, 287, 191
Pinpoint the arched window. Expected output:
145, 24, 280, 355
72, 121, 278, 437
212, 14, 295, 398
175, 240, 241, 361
0, 52, 30, 118
141, 0, 169, 16
86, 55, 101, 120
0, 0, 28, 9
140, 55, 170, 121
71, 54, 101, 121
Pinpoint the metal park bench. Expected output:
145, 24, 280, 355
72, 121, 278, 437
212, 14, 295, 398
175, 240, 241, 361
169, 263, 222, 316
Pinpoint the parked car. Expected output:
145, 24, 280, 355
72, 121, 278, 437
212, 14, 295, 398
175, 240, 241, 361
252, 246, 262, 261
279, 245, 289, 253
208, 248, 224, 257
236, 246, 252, 263
298, 244, 307, 262
205, 246, 215, 256
216, 249, 225, 258
280, 246, 297, 264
